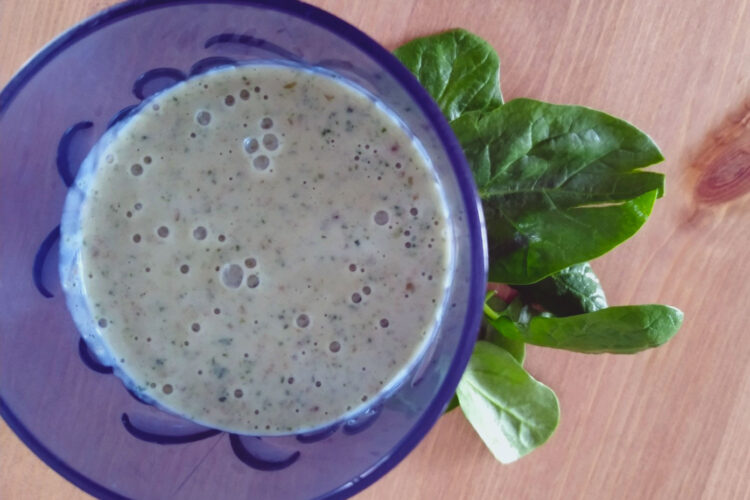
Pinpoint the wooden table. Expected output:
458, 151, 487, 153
2, 1, 749, 498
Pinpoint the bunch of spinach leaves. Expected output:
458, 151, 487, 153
394, 29, 684, 463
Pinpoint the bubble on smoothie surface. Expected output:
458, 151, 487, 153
196, 110, 211, 126
379, 318, 389, 328
260, 117, 273, 129
351, 293, 362, 304
244, 257, 257, 268
132, 234, 141, 243
191, 322, 201, 332
131, 163, 143, 176
262, 133, 279, 151
329, 341, 341, 353
224, 95, 235, 106
157, 226, 170, 238
239, 89, 250, 100
162, 384, 173, 394
243, 137, 259, 154
296, 314, 310, 328
374, 210, 389, 225
221, 264, 244, 289
180, 264, 190, 274
98, 318, 108, 328
246, 274, 260, 288
253, 155, 270, 170
193, 226, 207, 240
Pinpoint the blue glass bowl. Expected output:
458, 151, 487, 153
0, 1, 487, 498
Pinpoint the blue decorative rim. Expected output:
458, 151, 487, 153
0, 0, 488, 498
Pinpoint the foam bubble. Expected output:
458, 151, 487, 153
296, 314, 310, 328
262, 133, 279, 151
221, 264, 244, 289
243, 137, 259, 154
193, 226, 207, 240
246, 274, 260, 288
196, 110, 211, 126
253, 155, 270, 170
374, 210, 389, 225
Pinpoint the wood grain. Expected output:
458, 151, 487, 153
2, 0, 749, 499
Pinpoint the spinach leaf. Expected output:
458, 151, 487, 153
457, 341, 559, 463
515, 262, 607, 316
483, 292, 526, 364
445, 394, 460, 413
394, 29, 503, 121
445, 293, 525, 414
395, 28, 683, 463
481, 319, 526, 364
452, 99, 665, 284
495, 304, 683, 354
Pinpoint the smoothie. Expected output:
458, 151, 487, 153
65, 64, 452, 434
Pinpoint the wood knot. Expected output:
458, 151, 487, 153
694, 101, 750, 204
695, 149, 750, 203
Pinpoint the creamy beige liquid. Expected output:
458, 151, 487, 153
76, 65, 451, 434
